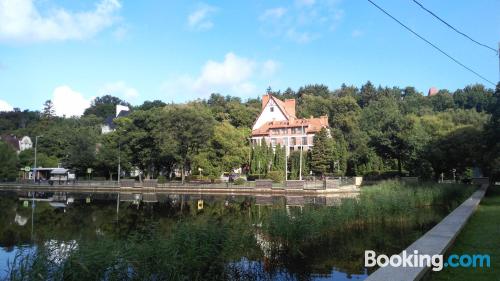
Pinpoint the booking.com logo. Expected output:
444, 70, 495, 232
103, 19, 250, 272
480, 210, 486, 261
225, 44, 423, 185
365, 250, 491, 271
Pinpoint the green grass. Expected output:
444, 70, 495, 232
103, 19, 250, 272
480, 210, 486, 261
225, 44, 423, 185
428, 186, 500, 281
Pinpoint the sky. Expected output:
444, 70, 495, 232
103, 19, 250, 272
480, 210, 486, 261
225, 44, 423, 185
0, 0, 499, 116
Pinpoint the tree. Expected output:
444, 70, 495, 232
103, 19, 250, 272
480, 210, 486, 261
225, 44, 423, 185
288, 150, 310, 180
137, 100, 166, 111
453, 84, 493, 112
65, 127, 98, 175
0, 141, 18, 181
482, 83, 500, 181
361, 97, 421, 175
160, 104, 216, 183
429, 90, 455, 111
42, 100, 55, 119
115, 109, 164, 180
271, 144, 286, 173
359, 81, 377, 108
96, 132, 130, 180
297, 84, 331, 99
83, 95, 130, 119
400, 87, 432, 115
193, 121, 250, 180
250, 142, 272, 176
18, 149, 59, 168
426, 126, 483, 180
310, 128, 334, 176
298, 94, 331, 119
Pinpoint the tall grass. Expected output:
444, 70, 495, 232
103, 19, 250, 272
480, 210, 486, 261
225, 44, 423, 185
262, 181, 475, 249
5, 218, 257, 281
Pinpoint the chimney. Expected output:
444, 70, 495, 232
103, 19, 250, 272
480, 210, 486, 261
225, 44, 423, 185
262, 94, 270, 110
284, 99, 296, 117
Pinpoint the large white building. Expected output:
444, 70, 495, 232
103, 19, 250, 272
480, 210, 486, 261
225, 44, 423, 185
251, 93, 329, 155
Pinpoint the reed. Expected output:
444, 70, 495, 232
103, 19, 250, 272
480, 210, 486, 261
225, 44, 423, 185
262, 181, 475, 249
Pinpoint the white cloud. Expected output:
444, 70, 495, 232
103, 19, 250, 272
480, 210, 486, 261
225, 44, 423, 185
351, 29, 363, 38
112, 26, 128, 40
295, 0, 316, 7
259, 0, 344, 43
259, 7, 287, 21
100, 81, 139, 99
286, 28, 318, 44
0, 0, 122, 43
187, 4, 217, 31
0, 99, 13, 111
262, 59, 280, 76
52, 86, 90, 117
161, 53, 278, 100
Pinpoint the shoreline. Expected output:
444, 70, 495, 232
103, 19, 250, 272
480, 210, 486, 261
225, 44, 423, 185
0, 184, 360, 196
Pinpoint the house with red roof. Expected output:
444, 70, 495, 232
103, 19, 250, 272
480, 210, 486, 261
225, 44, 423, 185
251, 93, 329, 155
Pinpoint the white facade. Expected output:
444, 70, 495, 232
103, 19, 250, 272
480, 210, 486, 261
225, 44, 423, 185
101, 124, 113, 134
252, 99, 288, 130
19, 136, 32, 151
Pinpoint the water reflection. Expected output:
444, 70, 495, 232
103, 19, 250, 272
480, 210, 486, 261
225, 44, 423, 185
0, 189, 439, 280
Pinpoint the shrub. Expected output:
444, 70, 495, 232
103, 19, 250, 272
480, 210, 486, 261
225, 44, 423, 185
157, 175, 166, 184
246, 174, 264, 181
267, 171, 284, 183
233, 178, 246, 185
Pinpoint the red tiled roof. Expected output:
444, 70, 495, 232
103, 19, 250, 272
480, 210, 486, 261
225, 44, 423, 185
252, 115, 329, 136
0, 134, 20, 151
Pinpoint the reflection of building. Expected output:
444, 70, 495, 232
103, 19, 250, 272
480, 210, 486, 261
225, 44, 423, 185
251, 93, 329, 155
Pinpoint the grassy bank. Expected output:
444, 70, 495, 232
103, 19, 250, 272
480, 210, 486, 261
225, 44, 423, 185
428, 186, 500, 281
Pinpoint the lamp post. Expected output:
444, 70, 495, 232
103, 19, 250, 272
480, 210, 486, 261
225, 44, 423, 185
118, 141, 121, 184
299, 124, 304, 181
33, 135, 42, 183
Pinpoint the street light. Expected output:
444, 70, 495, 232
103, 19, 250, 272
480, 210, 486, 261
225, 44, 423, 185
33, 135, 42, 183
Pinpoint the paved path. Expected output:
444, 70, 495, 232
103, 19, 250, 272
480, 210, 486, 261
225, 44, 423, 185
365, 184, 489, 281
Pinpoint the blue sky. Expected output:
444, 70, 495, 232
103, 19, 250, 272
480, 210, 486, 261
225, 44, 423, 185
0, 0, 499, 116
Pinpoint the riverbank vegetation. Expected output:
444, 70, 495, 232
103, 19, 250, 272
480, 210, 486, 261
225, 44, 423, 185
0, 82, 499, 182
3, 181, 476, 281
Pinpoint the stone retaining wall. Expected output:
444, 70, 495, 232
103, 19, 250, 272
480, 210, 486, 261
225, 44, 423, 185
285, 180, 305, 189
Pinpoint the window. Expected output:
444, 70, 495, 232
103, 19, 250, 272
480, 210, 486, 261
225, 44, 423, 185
302, 137, 307, 145
284, 138, 288, 146
271, 138, 277, 147
270, 106, 274, 112
291, 137, 296, 145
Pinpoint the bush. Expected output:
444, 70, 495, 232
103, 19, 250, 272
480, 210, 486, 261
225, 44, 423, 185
233, 178, 246, 185
157, 175, 166, 184
267, 171, 284, 183
246, 174, 264, 181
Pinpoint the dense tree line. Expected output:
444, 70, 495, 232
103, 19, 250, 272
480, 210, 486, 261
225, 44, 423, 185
0, 82, 498, 182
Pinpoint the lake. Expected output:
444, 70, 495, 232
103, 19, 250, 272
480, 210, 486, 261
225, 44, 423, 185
0, 189, 449, 280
